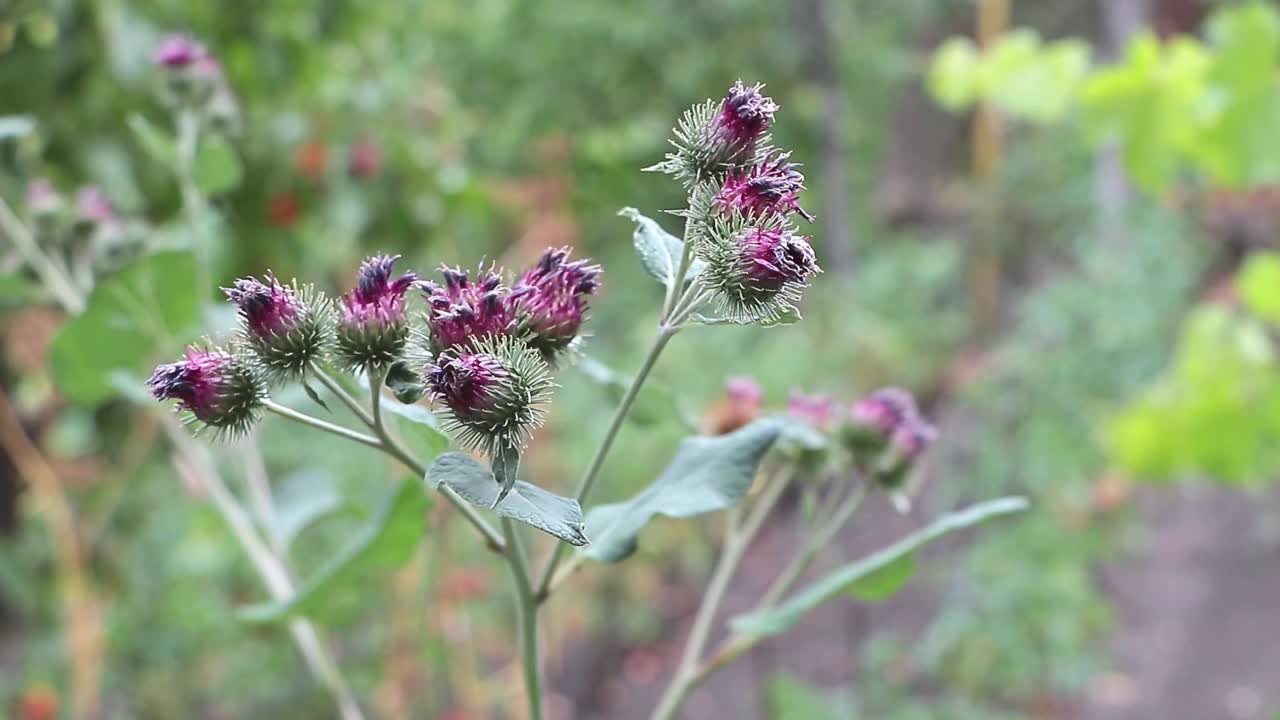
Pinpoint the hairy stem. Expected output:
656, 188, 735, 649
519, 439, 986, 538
502, 519, 545, 720
535, 324, 676, 600
264, 400, 383, 449
311, 365, 375, 426
649, 468, 793, 720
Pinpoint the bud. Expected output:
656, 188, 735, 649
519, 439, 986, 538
422, 265, 516, 354
26, 179, 63, 216
510, 247, 602, 362
787, 391, 837, 431
874, 416, 937, 490
151, 33, 221, 108
702, 226, 820, 322
842, 387, 917, 453
76, 186, 116, 225
714, 152, 812, 222
224, 273, 333, 381
335, 255, 418, 371
651, 80, 778, 186
426, 337, 554, 454
147, 346, 265, 436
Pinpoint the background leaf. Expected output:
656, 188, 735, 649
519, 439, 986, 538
426, 452, 588, 545
238, 476, 429, 623
50, 252, 200, 405
193, 132, 244, 195
271, 470, 344, 548
730, 496, 1029, 638
582, 418, 783, 562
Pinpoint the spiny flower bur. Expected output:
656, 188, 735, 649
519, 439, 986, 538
713, 152, 813, 222
421, 265, 517, 355
224, 274, 333, 382
335, 255, 418, 372
425, 336, 555, 457
147, 346, 265, 437
649, 80, 778, 186
700, 224, 820, 322
510, 247, 601, 363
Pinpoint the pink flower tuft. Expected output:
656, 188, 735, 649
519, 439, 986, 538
715, 153, 812, 221
423, 265, 517, 353
224, 274, 303, 337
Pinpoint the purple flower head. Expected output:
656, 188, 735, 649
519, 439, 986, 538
787, 391, 837, 430
427, 351, 509, 422
713, 81, 778, 147
151, 34, 208, 68
738, 228, 819, 292
224, 274, 303, 337
147, 347, 262, 433
850, 388, 918, 436
726, 376, 763, 411
890, 417, 937, 460
422, 265, 517, 353
510, 247, 602, 359
76, 187, 116, 224
348, 140, 383, 179
715, 153, 812, 222
342, 254, 417, 330
26, 179, 62, 214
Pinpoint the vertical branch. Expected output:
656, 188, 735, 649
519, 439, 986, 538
502, 519, 545, 720
969, 0, 1010, 334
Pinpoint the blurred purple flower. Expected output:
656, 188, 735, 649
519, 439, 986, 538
787, 391, 837, 430
76, 187, 116, 224
850, 388, 918, 436
26, 179, 62, 214
151, 33, 208, 68
890, 417, 937, 460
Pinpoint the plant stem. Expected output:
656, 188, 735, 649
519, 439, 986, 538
264, 400, 383, 449
661, 221, 697, 320
502, 519, 545, 720
758, 481, 869, 609
175, 109, 214, 299
535, 324, 676, 600
649, 468, 793, 720
363, 370, 507, 554
0, 195, 86, 314
311, 365, 375, 426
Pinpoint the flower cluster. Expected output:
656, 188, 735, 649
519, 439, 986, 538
658, 82, 820, 323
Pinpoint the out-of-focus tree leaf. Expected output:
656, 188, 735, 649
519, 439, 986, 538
1237, 252, 1280, 325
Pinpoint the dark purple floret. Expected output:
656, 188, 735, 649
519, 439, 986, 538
509, 247, 601, 356
343, 254, 417, 330
151, 34, 208, 68
426, 351, 508, 421
738, 228, 819, 292
890, 418, 937, 459
224, 274, 303, 337
713, 81, 778, 147
147, 348, 232, 422
422, 265, 517, 352
715, 153, 812, 221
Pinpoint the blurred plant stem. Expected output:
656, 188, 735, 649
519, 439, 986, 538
163, 418, 365, 720
0, 387, 102, 720
503, 518, 545, 720
0, 195, 86, 314
174, 109, 214, 300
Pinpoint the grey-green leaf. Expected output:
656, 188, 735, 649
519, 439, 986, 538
193, 132, 243, 195
51, 252, 200, 405
238, 476, 429, 623
426, 452, 588, 546
582, 418, 784, 563
618, 207, 704, 288
272, 470, 343, 548
730, 496, 1029, 638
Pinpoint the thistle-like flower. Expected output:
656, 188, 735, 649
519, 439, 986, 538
421, 265, 517, 354
701, 225, 820, 322
224, 274, 332, 381
151, 34, 207, 68
842, 387, 919, 454
26, 179, 63, 216
147, 346, 265, 436
151, 33, 223, 108
714, 152, 812, 222
335, 255, 417, 371
425, 336, 555, 455
651, 80, 778, 186
875, 416, 938, 489
510, 247, 602, 362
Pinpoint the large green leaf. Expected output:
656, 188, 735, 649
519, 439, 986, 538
239, 476, 429, 623
618, 207, 703, 289
731, 496, 1029, 638
50, 252, 200, 405
582, 418, 783, 563
425, 452, 588, 545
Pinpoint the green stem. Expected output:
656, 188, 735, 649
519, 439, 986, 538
649, 468, 794, 720
535, 324, 676, 600
759, 481, 869, 609
311, 365, 375, 426
502, 519, 545, 720
0, 195, 85, 314
661, 221, 697, 321
175, 109, 213, 300
264, 400, 382, 449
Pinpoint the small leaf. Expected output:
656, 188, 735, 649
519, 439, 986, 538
302, 382, 331, 413
128, 114, 177, 170
583, 418, 784, 563
846, 553, 916, 602
490, 444, 521, 509
384, 360, 427, 404
730, 496, 1029, 638
239, 476, 429, 623
0, 115, 35, 142
426, 453, 588, 545
51, 252, 200, 405
193, 132, 243, 195
272, 470, 343, 547
618, 207, 703, 288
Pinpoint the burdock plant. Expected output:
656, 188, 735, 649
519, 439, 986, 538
148, 77, 1027, 720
